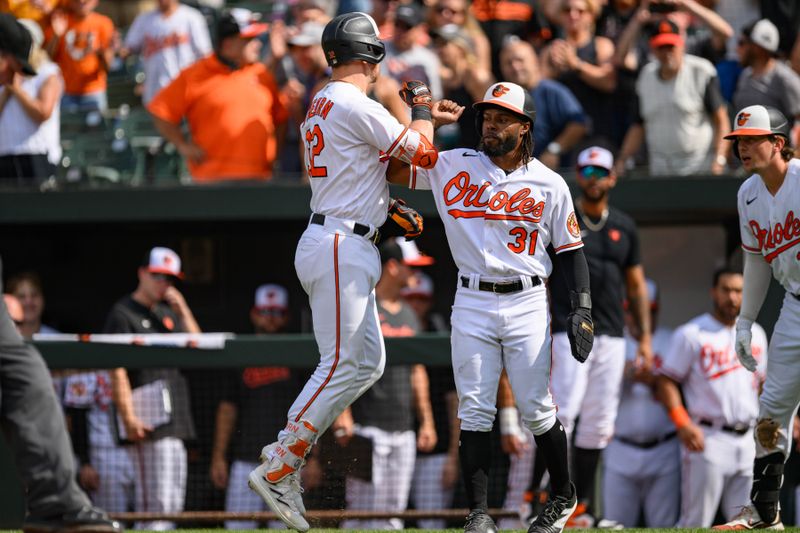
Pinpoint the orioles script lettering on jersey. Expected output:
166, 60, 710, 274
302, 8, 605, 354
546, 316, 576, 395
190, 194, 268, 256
306, 96, 334, 121
699, 343, 763, 381
748, 210, 800, 263
443, 172, 545, 223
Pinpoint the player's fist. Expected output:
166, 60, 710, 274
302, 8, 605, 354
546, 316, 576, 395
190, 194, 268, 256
735, 320, 757, 372
398, 80, 433, 109
567, 307, 594, 363
432, 99, 465, 127
382, 197, 424, 240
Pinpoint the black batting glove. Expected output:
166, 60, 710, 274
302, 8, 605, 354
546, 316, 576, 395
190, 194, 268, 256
567, 291, 594, 363
380, 197, 423, 240
398, 80, 433, 121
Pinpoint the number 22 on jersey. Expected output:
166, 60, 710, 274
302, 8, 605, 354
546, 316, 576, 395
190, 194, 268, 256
305, 125, 327, 178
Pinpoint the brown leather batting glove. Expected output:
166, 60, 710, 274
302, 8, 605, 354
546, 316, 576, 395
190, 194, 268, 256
380, 197, 424, 241
398, 80, 433, 121
567, 291, 594, 363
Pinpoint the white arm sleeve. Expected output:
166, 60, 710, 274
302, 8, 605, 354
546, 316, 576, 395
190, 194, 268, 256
740, 251, 773, 323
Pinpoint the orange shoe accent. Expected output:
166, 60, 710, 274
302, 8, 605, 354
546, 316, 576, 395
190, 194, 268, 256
266, 463, 295, 483
565, 503, 588, 528
287, 438, 311, 459
302, 420, 318, 433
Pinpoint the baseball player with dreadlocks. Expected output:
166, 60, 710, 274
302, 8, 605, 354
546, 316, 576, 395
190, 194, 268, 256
246, 11, 445, 532
713, 106, 800, 530
388, 81, 594, 533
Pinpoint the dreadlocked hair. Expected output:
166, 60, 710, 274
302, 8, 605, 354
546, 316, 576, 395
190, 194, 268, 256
521, 126, 534, 169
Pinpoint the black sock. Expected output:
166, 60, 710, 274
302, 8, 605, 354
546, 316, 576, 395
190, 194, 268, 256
527, 448, 548, 493
460, 430, 491, 512
573, 447, 601, 505
752, 452, 784, 523
533, 419, 571, 498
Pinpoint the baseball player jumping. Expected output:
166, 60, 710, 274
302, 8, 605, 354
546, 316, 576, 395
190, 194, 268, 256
713, 105, 800, 530
247, 12, 443, 532
388, 82, 595, 533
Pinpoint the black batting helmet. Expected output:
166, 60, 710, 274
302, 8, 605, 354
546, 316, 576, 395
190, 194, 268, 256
725, 105, 791, 158
322, 12, 385, 67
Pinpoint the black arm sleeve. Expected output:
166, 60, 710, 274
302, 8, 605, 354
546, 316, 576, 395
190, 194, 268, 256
65, 407, 91, 465
555, 247, 590, 298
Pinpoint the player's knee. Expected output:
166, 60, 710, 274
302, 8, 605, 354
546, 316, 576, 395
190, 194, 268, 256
525, 414, 557, 436
459, 408, 496, 433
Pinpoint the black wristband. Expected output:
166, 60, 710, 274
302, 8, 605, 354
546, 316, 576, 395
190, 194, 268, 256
411, 105, 432, 122
570, 290, 592, 311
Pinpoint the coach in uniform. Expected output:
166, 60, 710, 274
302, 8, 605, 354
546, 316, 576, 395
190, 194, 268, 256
714, 106, 800, 530
105, 246, 199, 530
526, 146, 651, 527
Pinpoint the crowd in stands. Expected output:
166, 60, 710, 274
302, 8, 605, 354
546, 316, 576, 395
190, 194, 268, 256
1, 0, 800, 187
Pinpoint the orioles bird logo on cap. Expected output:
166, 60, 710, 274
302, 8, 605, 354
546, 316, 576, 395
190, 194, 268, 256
737, 112, 751, 127
659, 21, 671, 33
492, 84, 510, 97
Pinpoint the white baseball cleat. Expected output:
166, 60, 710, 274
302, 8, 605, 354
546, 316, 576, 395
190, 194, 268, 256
712, 504, 784, 530
248, 460, 309, 532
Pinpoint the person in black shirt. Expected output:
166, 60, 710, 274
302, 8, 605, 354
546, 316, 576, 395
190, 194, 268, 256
403, 271, 460, 529
524, 146, 651, 526
105, 247, 199, 530
209, 283, 300, 529
334, 238, 437, 530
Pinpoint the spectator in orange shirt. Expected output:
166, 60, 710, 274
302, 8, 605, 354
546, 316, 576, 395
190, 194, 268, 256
43, 0, 115, 112
0, 0, 64, 23
147, 8, 289, 183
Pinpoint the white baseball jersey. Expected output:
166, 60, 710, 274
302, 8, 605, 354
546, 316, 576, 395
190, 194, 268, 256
303, 81, 422, 227
410, 149, 583, 277
738, 158, 800, 294
614, 327, 675, 441
62, 371, 117, 448
124, 5, 212, 103
659, 313, 768, 426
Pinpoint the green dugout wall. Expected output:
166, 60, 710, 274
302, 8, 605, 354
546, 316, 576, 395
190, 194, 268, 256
0, 177, 786, 525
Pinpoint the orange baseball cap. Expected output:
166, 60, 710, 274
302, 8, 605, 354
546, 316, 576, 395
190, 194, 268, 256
649, 19, 683, 48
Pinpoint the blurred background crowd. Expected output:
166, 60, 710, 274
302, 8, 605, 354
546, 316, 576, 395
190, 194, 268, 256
1, 0, 799, 188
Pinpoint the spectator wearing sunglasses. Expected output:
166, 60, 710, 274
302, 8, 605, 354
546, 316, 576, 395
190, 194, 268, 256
103, 246, 199, 529
210, 283, 302, 529
525, 145, 652, 527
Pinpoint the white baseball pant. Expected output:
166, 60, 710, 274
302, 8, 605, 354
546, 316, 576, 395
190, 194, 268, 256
411, 452, 456, 529
451, 281, 556, 435
289, 222, 385, 437
602, 438, 680, 527
128, 437, 186, 530
88, 444, 135, 513
549, 333, 626, 449
756, 294, 800, 459
499, 424, 535, 530
677, 427, 754, 527
342, 426, 416, 530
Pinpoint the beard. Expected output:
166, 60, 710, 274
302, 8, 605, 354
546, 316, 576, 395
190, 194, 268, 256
480, 134, 518, 157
